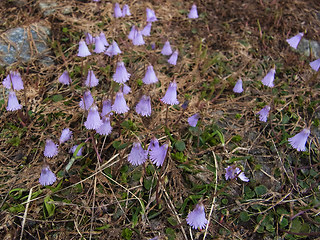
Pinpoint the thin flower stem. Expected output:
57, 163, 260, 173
165, 104, 169, 127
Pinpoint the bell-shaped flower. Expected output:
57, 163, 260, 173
186, 203, 208, 230
128, 25, 137, 40
261, 68, 275, 87
149, 143, 168, 167
114, 3, 122, 18
128, 142, 147, 166
288, 128, 310, 151
96, 116, 113, 136
161, 41, 172, 56
143, 65, 158, 84
102, 99, 112, 116
225, 165, 249, 182
122, 84, 131, 95
146, 8, 157, 22
7, 91, 22, 111
84, 105, 103, 130
147, 137, 159, 153
122, 4, 131, 16
132, 30, 145, 46
85, 70, 99, 87
58, 71, 72, 85
258, 105, 271, 122
151, 42, 156, 50
168, 50, 179, 65
99, 32, 109, 47
3, 71, 24, 90
79, 90, 94, 110
70, 145, 83, 157
113, 62, 131, 84
310, 58, 320, 71
44, 139, 59, 158
142, 22, 152, 36
161, 81, 179, 105
39, 165, 57, 186
136, 95, 152, 117
105, 41, 122, 57
286, 32, 304, 49
94, 35, 106, 53
77, 39, 91, 57
182, 100, 189, 110
188, 4, 198, 19
59, 128, 72, 144
188, 113, 200, 127
112, 92, 129, 114
85, 32, 95, 45
233, 78, 243, 93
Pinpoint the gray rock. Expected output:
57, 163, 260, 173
0, 21, 53, 66
296, 38, 320, 59
10, 0, 28, 7
38, 1, 73, 16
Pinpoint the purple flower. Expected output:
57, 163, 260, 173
122, 84, 131, 95
44, 139, 59, 158
7, 91, 22, 111
136, 95, 152, 117
114, 3, 122, 18
161, 41, 172, 56
188, 4, 198, 19
146, 8, 157, 22
128, 25, 137, 40
161, 81, 179, 105
225, 165, 249, 182
113, 62, 131, 84
77, 39, 91, 57
3, 71, 24, 90
142, 22, 152, 36
85, 32, 95, 45
94, 35, 106, 53
70, 145, 83, 157
258, 105, 271, 122
85, 70, 99, 87
102, 99, 112, 116
188, 113, 200, 127
288, 128, 310, 151
58, 71, 72, 85
112, 92, 129, 114
105, 41, 122, 57
233, 78, 243, 93
181, 100, 189, 110
122, 4, 131, 16
59, 128, 72, 144
39, 165, 57, 186
168, 50, 179, 65
147, 137, 159, 153
310, 58, 320, 71
261, 68, 275, 88
84, 105, 103, 130
96, 116, 113, 136
79, 90, 94, 110
186, 203, 208, 230
132, 30, 145, 46
128, 142, 147, 166
99, 32, 109, 47
149, 143, 168, 167
143, 65, 158, 84
286, 32, 304, 49
151, 42, 156, 50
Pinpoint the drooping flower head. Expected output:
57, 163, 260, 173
105, 41, 122, 57
168, 50, 179, 65
186, 203, 208, 230
147, 137, 159, 153
39, 165, 57, 186
146, 8, 157, 22
58, 71, 72, 85
84, 105, 103, 130
132, 30, 145, 46
142, 22, 152, 36
3, 71, 24, 90
310, 58, 320, 71
143, 65, 158, 84
85, 70, 99, 87
112, 92, 129, 114
114, 3, 122, 18
188, 113, 200, 127
122, 83, 131, 95
286, 32, 304, 49
261, 68, 275, 88
59, 128, 72, 144
161, 81, 179, 105
79, 90, 94, 110
70, 145, 83, 157
288, 128, 310, 151
85, 32, 95, 45
181, 100, 189, 110
233, 78, 243, 93
161, 41, 172, 56
94, 35, 106, 53
128, 25, 137, 40
188, 4, 199, 19
136, 95, 152, 117
225, 165, 249, 182
122, 4, 131, 16
96, 116, 113, 136
258, 105, 271, 122
99, 32, 109, 47
102, 99, 112, 116
113, 62, 131, 84
149, 143, 168, 167
128, 142, 147, 166
44, 139, 59, 158
151, 42, 156, 50
7, 91, 22, 111
77, 39, 91, 57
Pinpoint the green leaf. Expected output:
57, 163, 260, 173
167, 216, 178, 226
43, 196, 55, 218
175, 140, 186, 151
52, 94, 63, 102
143, 179, 153, 190
9, 188, 27, 200
165, 228, 176, 240
8, 204, 25, 213
280, 217, 288, 228
121, 228, 133, 240
95, 225, 110, 230
239, 211, 250, 222
254, 185, 267, 196
112, 141, 129, 150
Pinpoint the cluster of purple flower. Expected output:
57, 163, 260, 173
2, 71, 24, 111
